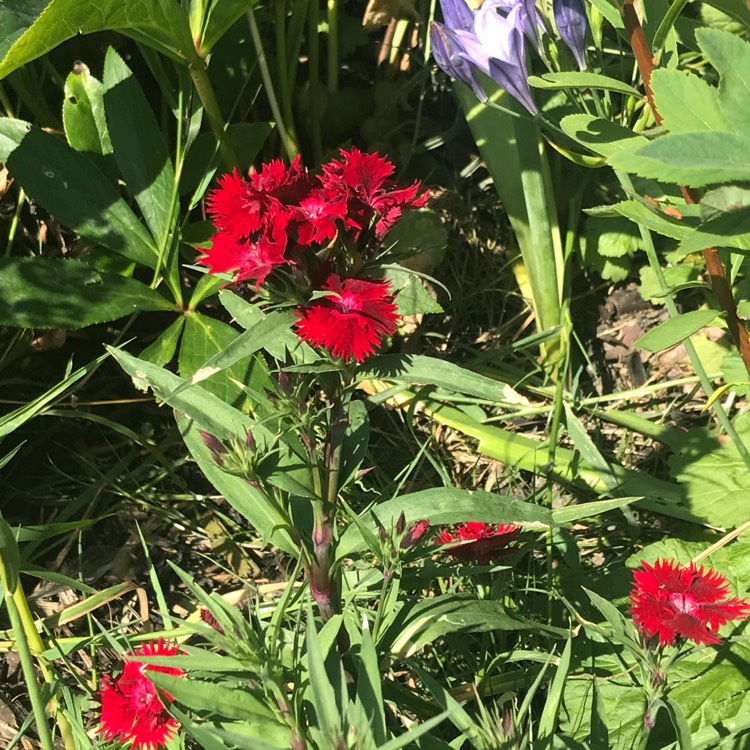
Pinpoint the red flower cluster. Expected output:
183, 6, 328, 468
630, 558, 750, 646
437, 522, 521, 563
100, 638, 184, 750
199, 148, 428, 362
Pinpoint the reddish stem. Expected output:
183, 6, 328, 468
622, 0, 750, 378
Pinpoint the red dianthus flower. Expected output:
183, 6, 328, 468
295, 274, 398, 362
630, 558, 750, 646
437, 522, 521, 564
319, 147, 429, 240
100, 638, 184, 750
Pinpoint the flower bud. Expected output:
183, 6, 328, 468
553, 0, 588, 70
246, 428, 256, 453
198, 430, 227, 466
396, 511, 407, 536
400, 519, 430, 550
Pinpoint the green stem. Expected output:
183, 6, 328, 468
246, 9, 298, 161
307, 0, 323, 164
275, 0, 299, 153
327, 0, 339, 92
186, 54, 238, 169
616, 170, 750, 468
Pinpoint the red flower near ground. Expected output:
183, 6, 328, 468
295, 274, 398, 362
100, 638, 184, 750
630, 558, 750, 646
437, 522, 521, 563
320, 147, 429, 239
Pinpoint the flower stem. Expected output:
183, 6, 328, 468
327, 0, 339, 92
186, 53, 238, 169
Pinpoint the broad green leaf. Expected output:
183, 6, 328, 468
387, 269, 443, 316
0, 257, 173, 328
585, 215, 642, 259
356, 619, 386, 745
382, 595, 566, 658
678, 208, 750, 255
456, 81, 564, 363
651, 69, 728, 133
550, 497, 640, 524
140, 316, 185, 367
529, 72, 642, 97
605, 199, 695, 241
305, 609, 342, 738
148, 673, 278, 724
199, 0, 260, 54
560, 114, 648, 159
697, 28, 750, 136
0, 119, 160, 268
610, 132, 750, 187
387, 209, 448, 271
174, 311, 290, 401
178, 312, 270, 408
0, 0, 194, 79
62, 62, 112, 158
635, 309, 722, 352
701, 186, 750, 221
666, 413, 750, 529
358, 354, 512, 402
103, 48, 175, 248
337, 487, 554, 560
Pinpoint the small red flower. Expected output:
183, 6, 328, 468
294, 191, 347, 246
200, 211, 290, 288
100, 638, 184, 750
437, 522, 521, 563
295, 274, 399, 362
630, 558, 750, 646
319, 147, 429, 240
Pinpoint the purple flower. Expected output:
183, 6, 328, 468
430, 22, 487, 102
553, 0, 588, 70
433, 0, 538, 114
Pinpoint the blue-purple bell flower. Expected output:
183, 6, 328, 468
432, 0, 538, 115
430, 21, 487, 102
553, 0, 588, 70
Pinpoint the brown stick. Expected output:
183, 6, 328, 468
622, 0, 750, 377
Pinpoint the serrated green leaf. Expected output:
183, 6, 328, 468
560, 115, 648, 159
0, 257, 173, 329
103, 48, 175, 248
666, 412, 750, 528
389, 270, 444, 316
0, 119, 160, 268
636, 309, 722, 352
651, 69, 728, 133
697, 27, 750, 136
585, 215, 642, 259
610, 132, 750, 187
0, 0, 194, 79
678, 208, 750, 255
701, 186, 750, 221
606, 200, 695, 241
529, 72, 642, 97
